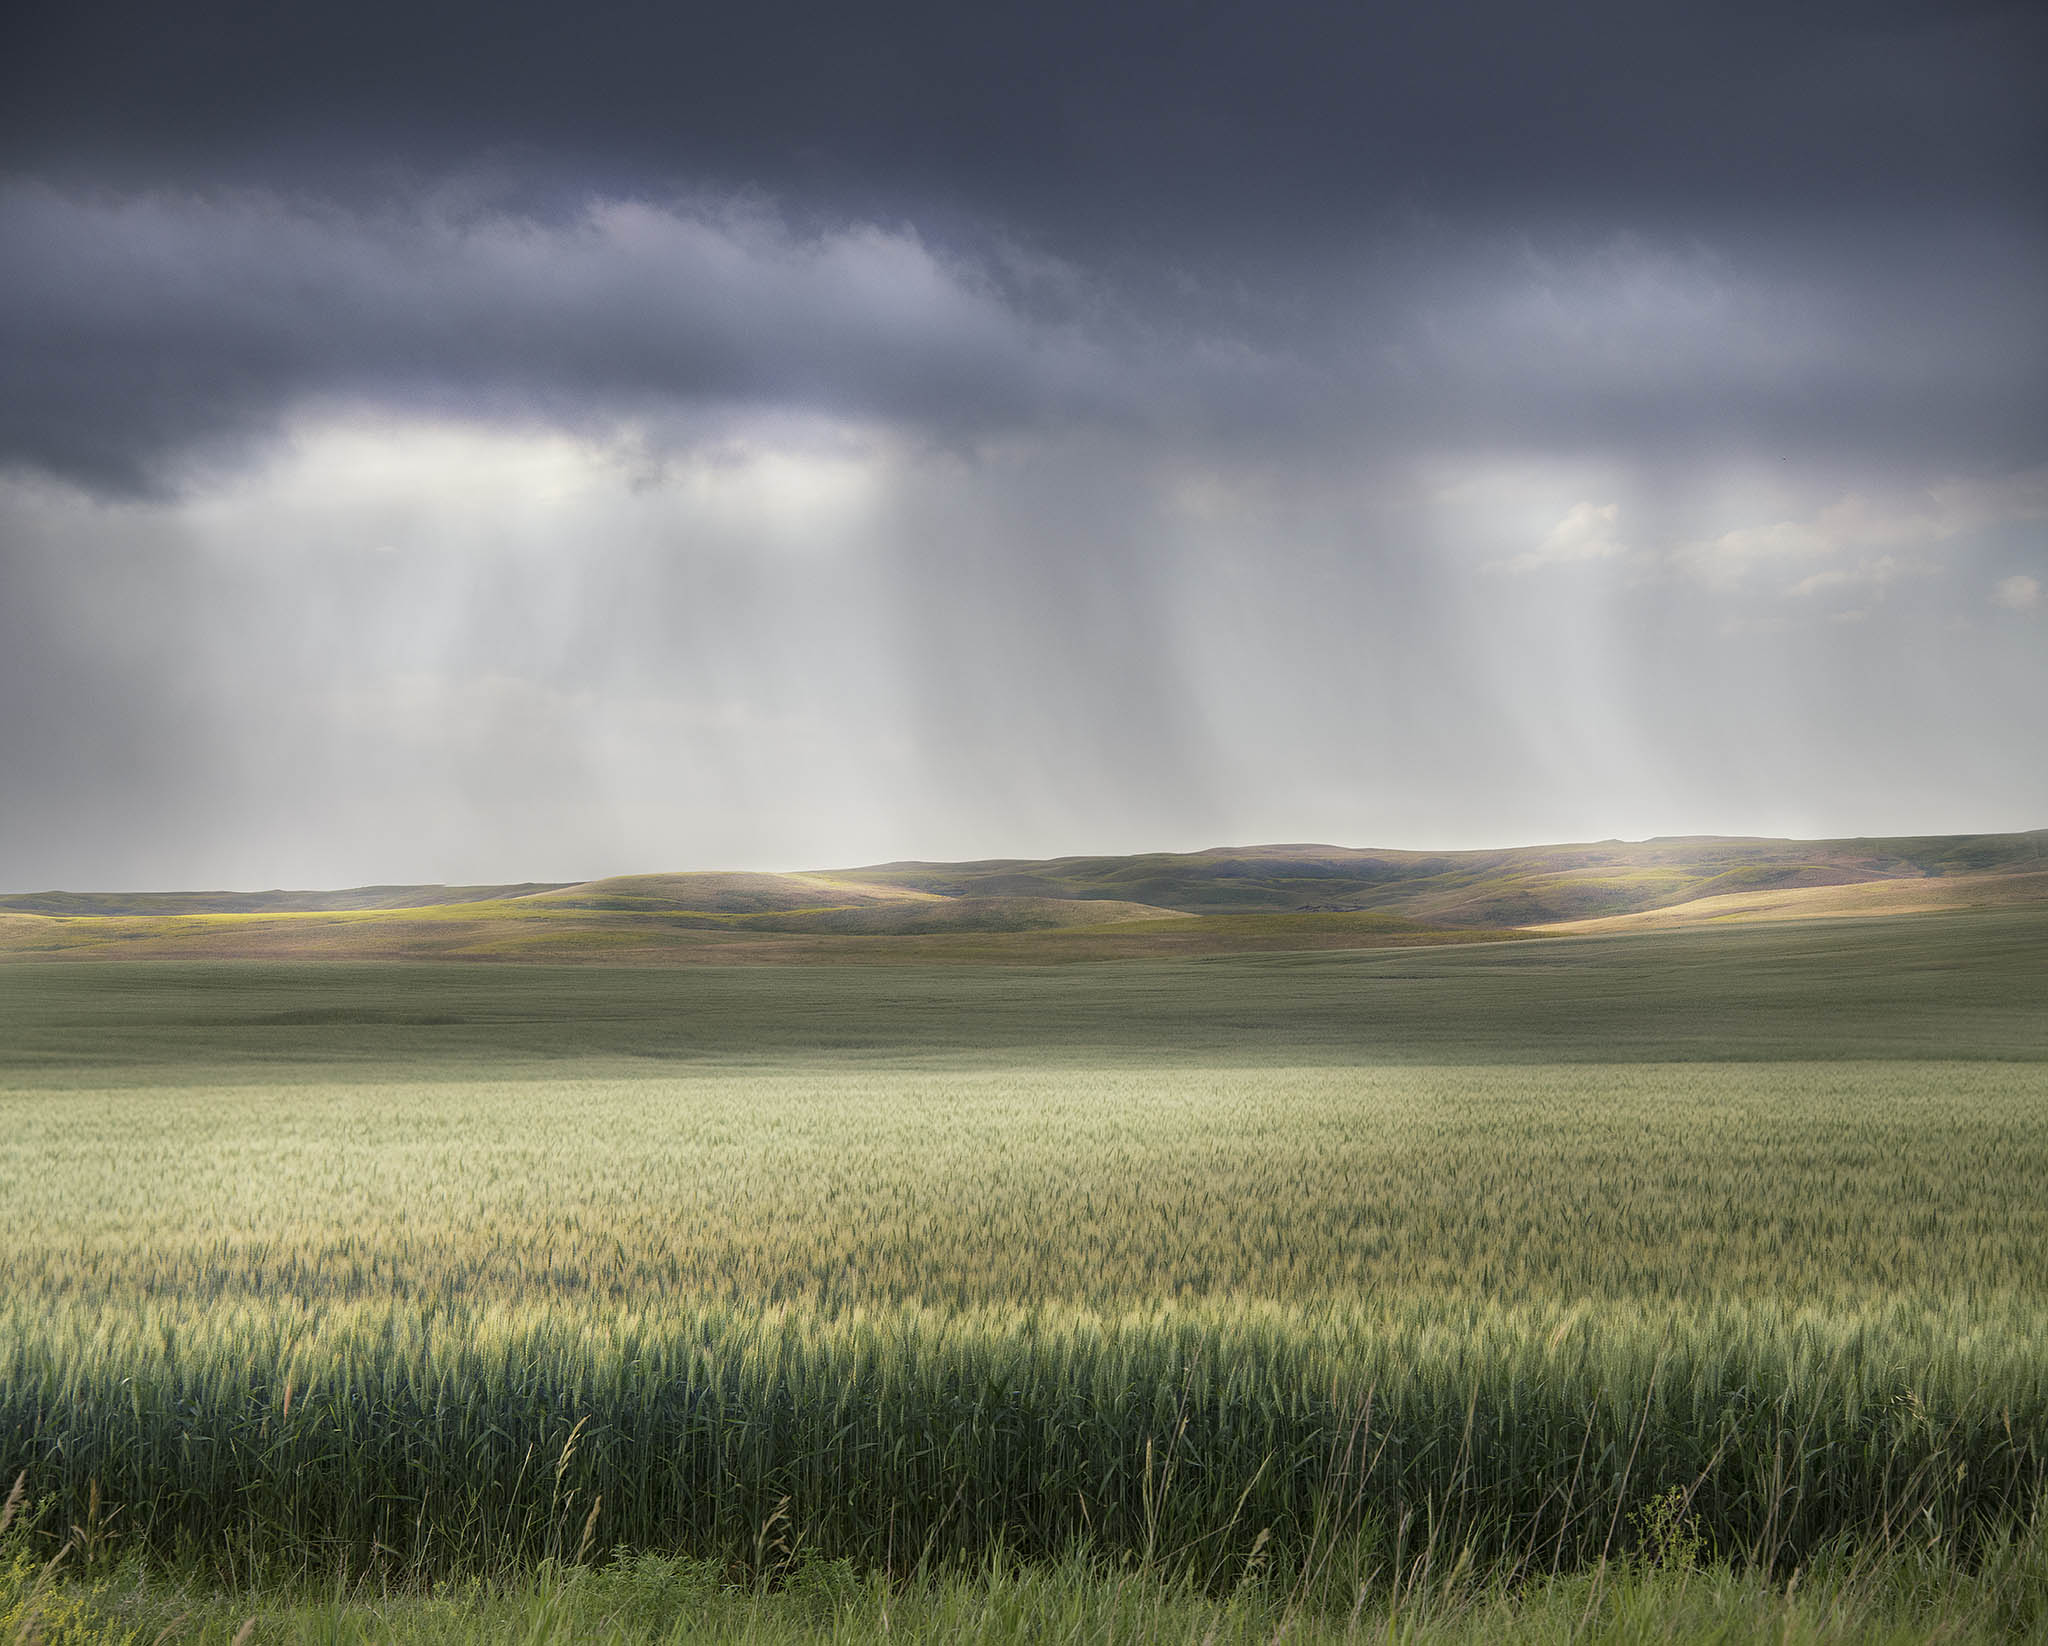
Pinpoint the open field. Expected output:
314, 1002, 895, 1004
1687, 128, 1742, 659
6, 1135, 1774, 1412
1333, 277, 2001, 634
0, 905, 2045, 1643
2, 908, 2046, 1078
8, 1059, 2048, 1597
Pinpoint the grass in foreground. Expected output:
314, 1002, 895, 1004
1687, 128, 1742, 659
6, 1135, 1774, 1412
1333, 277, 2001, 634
10, 1536, 2048, 1644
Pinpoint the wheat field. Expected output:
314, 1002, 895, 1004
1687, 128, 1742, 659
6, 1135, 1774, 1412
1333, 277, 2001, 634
3, 1049, 2046, 1583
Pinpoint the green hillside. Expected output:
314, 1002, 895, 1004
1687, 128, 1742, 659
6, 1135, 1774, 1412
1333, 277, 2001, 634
0, 881, 571, 916
2, 830, 2042, 962
830, 829, 2048, 925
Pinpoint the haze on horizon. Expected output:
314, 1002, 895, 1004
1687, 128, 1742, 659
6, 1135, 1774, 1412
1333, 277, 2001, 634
3, 1, 2044, 893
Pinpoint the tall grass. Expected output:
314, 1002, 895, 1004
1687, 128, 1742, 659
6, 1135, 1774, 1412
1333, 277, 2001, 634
1, 1296, 2044, 1581
6, 1064, 2045, 1311
1, 1060, 2044, 1581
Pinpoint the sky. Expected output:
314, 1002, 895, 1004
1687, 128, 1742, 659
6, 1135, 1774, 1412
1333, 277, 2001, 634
2, 1, 2044, 890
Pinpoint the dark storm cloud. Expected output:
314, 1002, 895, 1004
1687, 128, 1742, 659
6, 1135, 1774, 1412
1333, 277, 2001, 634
8, 0, 2044, 236
3, 0, 2043, 493
2, 184, 2042, 496
0, 186, 1124, 493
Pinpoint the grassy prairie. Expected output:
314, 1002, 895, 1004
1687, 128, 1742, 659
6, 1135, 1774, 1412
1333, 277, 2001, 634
2, 908, 2044, 1079
0, 909, 2044, 1636
9, 1062, 2047, 1311
4, 1058, 2047, 1575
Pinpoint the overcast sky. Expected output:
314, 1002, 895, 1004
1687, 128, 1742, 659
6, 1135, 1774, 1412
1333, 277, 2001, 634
3, 0, 2044, 889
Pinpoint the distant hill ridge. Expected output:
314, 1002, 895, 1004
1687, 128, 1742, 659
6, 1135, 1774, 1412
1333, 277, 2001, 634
0, 830, 2041, 960
0, 883, 575, 917
827, 828, 2048, 927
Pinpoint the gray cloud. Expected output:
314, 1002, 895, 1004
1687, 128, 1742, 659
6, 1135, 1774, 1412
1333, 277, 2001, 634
9, 2, 2042, 241
4, 187, 2041, 498
0, 0, 2043, 888
0, 188, 1119, 493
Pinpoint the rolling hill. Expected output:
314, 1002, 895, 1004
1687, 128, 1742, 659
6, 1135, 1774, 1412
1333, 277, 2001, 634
0, 829, 2040, 962
828, 829, 2048, 926
0, 882, 573, 916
